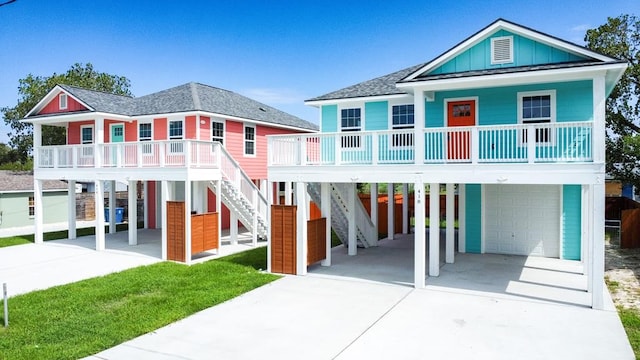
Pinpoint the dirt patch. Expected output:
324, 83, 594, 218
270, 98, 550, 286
605, 243, 640, 310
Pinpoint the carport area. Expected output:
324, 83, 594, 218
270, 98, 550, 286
309, 232, 594, 308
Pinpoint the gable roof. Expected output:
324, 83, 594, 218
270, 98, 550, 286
27, 82, 318, 131
0, 171, 67, 192
307, 19, 625, 104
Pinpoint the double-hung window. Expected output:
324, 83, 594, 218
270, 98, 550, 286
59, 93, 68, 110
28, 196, 35, 217
139, 122, 153, 154
80, 125, 93, 157
168, 120, 183, 153
518, 90, 555, 145
244, 124, 255, 156
341, 108, 361, 148
212, 120, 224, 145
391, 104, 414, 147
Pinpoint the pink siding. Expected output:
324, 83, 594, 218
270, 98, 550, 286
147, 181, 156, 229
154, 118, 167, 140
224, 120, 305, 180
185, 115, 197, 140
207, 189, 233, 229
199, 116, 210, 140
67, 120, 94, 144
125, 121, 137, 141
39, 92, 87, 115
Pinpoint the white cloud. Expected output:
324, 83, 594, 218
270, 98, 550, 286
241, 88, 306, 105
570, 24, 591, 33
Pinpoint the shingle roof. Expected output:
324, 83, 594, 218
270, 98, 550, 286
53, 83, 317, 131
0, 171, 67, 192
305, 63, 427, 102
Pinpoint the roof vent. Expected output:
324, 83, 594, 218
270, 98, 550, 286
259, 107, 267, 112
491, 36, 513, 64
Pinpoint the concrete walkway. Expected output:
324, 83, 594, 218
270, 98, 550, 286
87, 235, 634, 360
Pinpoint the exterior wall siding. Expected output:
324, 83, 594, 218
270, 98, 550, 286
67, 120, 95, 144
562, 184, 582, 260
154, 118, 168, 140
364, 101, 388, 131
321, 105, 338, 132
186, 115, 198, 140
39, 92, 88, 115
125, 121, 137, 141
430, 30, 586, 75
465, 184, 482, 253
199, 116, 211, 141
0, 191, 68, 228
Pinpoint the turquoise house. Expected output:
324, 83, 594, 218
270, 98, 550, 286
266, 19, 627, 309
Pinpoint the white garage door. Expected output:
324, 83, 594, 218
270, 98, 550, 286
484, 184, 560, 257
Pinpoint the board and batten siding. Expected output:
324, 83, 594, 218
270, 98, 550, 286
0, 191, 68, 228
39, 92, 88, 115
429, 29, 586, 75
464, 184, 482, 253
425, 80, 593, 128
562, 184, 582, 260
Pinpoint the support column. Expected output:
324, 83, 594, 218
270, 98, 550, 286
582, 184, 590, 273
429, 183, 440, 276
143, 181, 149, 229
446, 183, 455, 263
402, 183, 409, 234
414, 179, 426, 288
591, 183, 605, 309
128, 180, 137, 245
274, 182, 280, 205
387, 182, 394, 240
160, 181, 169, 260
185, 180, 192, 265
414, 90, 425, 165
230, 212, 238, 245
295, 182, 308, 275
348, 183, 357, 256
94, 180, 105, 251
370, 183, 378, 233
67, 180, 76, 240
216, 180, 222, 246
266, 180, 273, 272
284, 182, 292, 205
458, 184, 466, 253
108, 180, 116, 234
34, 179, 44, 244
321, 182, 332, 266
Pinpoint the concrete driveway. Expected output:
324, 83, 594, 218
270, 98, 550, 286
88, 235, 635, 360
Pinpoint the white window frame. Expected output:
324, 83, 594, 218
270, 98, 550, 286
168, 119, 184, 153
491, 36, 513, 64
211, 119, 225, 145
517, 90, 556, 146
138, 121, 153, 155
243, 123, 256, 156
59, 93, 68, 110
389, 102, 415, 149
339, 105, 364, 149
80, 125, 94, 157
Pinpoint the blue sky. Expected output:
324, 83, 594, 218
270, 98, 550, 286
0, 0, 638, 144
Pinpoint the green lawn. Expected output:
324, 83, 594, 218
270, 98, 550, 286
0, 223, 134, 249
618, 307, 640, 359
0, 247, 279, 360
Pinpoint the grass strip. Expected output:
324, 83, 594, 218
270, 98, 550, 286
0, 246, 279, 360
0, 223, 135, 248
617, 307, 640, 359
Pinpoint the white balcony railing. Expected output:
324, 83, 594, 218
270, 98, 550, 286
36, 140, 222, 169
268, 122, 594, 166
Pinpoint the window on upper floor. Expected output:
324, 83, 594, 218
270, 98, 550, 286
518, 90, 556, 145
340, 108, 361, 148
244, 124, 255, 156
28, 196, 35, 217
212, 120, 224, 145
391, 104, 414, 147
168, 120, 183, 153
139, 122, 153, 154
491, 36, 513, 64
59, 93, 68, 110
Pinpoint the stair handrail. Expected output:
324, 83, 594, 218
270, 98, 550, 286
332, 183, 377, 246
215, 144, 268, 220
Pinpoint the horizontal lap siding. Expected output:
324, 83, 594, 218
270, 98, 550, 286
562, 185, 582, 260
154, 118, 168, 140
67, 120, 95, 144
321, 105, 338, 132
465, 184, 482, 253
365, 101, 387, 130
186, 115, 197, 140
200, 116, 211, 141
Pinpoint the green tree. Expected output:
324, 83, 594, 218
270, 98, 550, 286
1, 63, 132, 162
585, 15, 640, 187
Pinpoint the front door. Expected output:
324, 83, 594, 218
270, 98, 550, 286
111, 124, 124, 143
447, 100, 476, 160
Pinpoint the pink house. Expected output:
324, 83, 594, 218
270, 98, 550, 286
24, 82, 317, 263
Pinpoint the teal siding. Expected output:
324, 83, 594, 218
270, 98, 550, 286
562, 185, 582, 260
365, 101, 388, 131
465, 184, 482, 253
429, 30, 587, 75
321, 105, 338, 132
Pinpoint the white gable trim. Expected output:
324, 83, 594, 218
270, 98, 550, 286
401, 19, 614, 82
305, 93, 410, 107
25, 85, 95, 118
